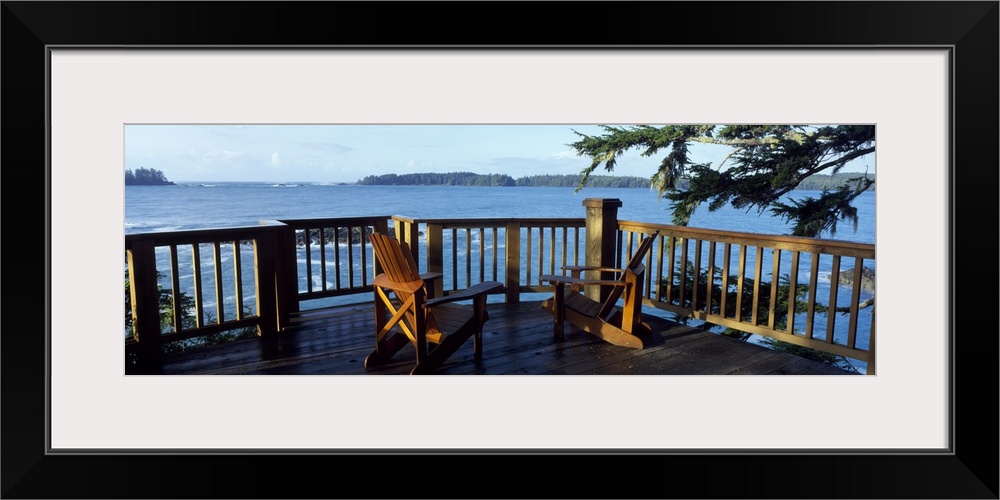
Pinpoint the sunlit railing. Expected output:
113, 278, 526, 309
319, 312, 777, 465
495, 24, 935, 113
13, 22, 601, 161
125, 224, 283, 363
126, 205, 875, 374
617, 220, 876, 373
392, 216, 585, 302
272, 216, 390, 315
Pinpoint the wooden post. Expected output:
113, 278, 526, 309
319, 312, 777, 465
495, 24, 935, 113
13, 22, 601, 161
426, 223, 445, 298
269, 222, 298, 330
253, 230, 278, 339
505, 222, 521, 303
583, 198, 622, 303
127, 238, 163, 370
393, 217, 420, 265
373, 218, 389, 276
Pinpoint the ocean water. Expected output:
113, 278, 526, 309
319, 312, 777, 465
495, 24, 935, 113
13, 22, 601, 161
126, 183, 875, 242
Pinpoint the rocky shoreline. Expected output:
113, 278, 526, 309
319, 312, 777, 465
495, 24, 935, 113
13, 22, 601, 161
836, 266, 875, 291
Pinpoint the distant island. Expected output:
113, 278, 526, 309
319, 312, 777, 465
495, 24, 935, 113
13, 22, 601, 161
357, 172, 651, 188
126, 167, 175, 186
356, 171, 874, 191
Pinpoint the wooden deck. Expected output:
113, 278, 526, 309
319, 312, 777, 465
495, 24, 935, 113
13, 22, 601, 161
153, 300, 856, 375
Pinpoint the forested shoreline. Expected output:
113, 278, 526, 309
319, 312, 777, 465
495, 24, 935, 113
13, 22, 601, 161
356, 171, 874, 190
125, 167, 175, 186
357, 172, 653, 187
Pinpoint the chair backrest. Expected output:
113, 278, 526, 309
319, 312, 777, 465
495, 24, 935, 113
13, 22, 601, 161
370, 232, 421, 284
370, 232, 434, 333
597, 230, 660, 319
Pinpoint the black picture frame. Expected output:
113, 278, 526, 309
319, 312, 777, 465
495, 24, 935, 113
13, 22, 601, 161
3, 2, 997, 498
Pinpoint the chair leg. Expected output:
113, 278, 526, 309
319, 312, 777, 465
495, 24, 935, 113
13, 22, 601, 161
473, 327, 484, 359
364, 333, 409, 367
552, 282, 565, 341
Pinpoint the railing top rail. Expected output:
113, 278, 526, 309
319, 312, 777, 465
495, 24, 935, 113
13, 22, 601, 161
415, 217, 586, 227
274, 216, 393, 227
124, 223, 285, 244
618, 219, 875, 255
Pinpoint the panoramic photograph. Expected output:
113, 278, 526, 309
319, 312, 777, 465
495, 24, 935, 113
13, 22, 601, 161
124, 124, 876, 375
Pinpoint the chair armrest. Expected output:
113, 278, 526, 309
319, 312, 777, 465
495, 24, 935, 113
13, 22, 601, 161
420, 272, 443, 282
425, 281, 504, 307
540, 274, 628, 288
373, 274, 424, 295
560, 265, 627, 274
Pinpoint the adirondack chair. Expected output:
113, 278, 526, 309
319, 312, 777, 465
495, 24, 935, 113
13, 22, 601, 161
540, 230, 660, 349
367, 232, 504, 374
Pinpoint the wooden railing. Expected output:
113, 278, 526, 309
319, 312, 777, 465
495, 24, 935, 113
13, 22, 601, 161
616, 220, 876, 374
125, 224, 284, 365
271, 216, 390, 318
392, 216, 585, 302
126, 200, 875, 374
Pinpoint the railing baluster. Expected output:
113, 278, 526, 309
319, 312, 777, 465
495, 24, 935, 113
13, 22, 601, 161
479, 228, 486, 283
826, 255, 841, 344
645, 234, 655, 300
752, 246, 764, 326
319, 227, 327, 291
574, 227, 580, 267
666, 237, 676, 305
333, 227, 341, 290
561, 227, 568, 272
706, 241, 716, 314
787, 251, 800, 335
549, 226, 556, 276
305, 229, 314, 293
233, 240, 244, 320
626, 230, 635, 266
360, 226, 369, 286
169, 244, 182, 333
465, 227, 472, 288
847, 256, 863, 349
768, 248, 781, 329
692, 239, 702, 312
492, 227, 498, 282
805, 252, 819, 339
657, 234, 665, 301
525, 225, 532, 286
192, 243, 204, 328
735, 245, 747, 323
213, 241, 225, 323
347, 227, 355, 289
616, 230, 624, 269
678, 237, 688, 307
720, 243, 731, 318
538, 226, 545, 285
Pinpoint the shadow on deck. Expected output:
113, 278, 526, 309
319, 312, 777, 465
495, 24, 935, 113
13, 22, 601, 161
153, 301, 856, 375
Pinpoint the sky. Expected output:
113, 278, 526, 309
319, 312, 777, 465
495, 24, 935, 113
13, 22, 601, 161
124, 124, 875, 184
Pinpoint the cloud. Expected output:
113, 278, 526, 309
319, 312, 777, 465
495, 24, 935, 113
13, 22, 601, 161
550, 150, 583, 160
300, 142, 353, 154
201, 150, 245, 162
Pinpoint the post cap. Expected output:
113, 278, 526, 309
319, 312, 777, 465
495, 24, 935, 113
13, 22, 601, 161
582, 198, 623, 209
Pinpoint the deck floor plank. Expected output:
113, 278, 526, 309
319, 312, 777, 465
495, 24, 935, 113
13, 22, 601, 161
150, 301, 857, 376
